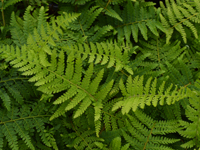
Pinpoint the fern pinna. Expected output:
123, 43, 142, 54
0, 66, 58, 150
0, 0, 200, 149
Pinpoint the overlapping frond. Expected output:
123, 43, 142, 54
139, 38, 186, 65
106, 0, 166, 43
0, 67, 38, 111
0, 44, 114, 126
1, 0, 200, 149
103, 99, 125, 132
1, 6, 118, 140
122, 110, 181, 149
3, 0, 22, 10
68, 6, 114, 43
160, 0, 200, 43
165, 55, 194, 86
0, 102, 56, 150
66, 130, 104, 149
178, 80, 200, 149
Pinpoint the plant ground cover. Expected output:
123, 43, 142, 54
0, 0, 200, 149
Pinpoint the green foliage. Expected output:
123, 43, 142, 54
0, 0, 200, 149
112, 75, 189, 114
122, 111, 181, 149
0, 98, 57, 150
0, 67, 38, 111
159, 0, 200, 43
178, 80, 200, 149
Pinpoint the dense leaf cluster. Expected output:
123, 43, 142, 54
0, 0, 200, 149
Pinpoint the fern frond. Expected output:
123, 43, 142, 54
0, 68, 39, 111
178, 80, 200, 149
112, 75, 189, 114
109, 137, 130, 150
139, 38, 186, 65
102, 98, 125, 132
165, 55, 194, 86
89, 25, 114, 42
37, 6, 48, 34
10, 12, 26, 46
23, 6, 36, 38
0, 88, 11, 111
66, 41, 134, 75
2, 44, 113, 126
1, 1, 200, 149
104, 6, 123, 22
67, 130, 104, 150
2, 11, 118, 140
58, 0, 91, 5
121, 111, 180, 149
109, 1, 167, 43
0, 102, 56, 150
3, 0, 22, 10
101, 0, 126, 5
28, 0, 47, 6
66, 4, 116, 43
160, 0, 200, 43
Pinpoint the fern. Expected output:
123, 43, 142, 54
112, 75, 189, 114
139, 38, 186, 65
95, 136, 130, 150
27, 0, 47, 6
159, 0, 200, 43
0, 8, 115, 137
0, 102, 57, 150
2, 0, 22, 10
58, 0, 92, 5
0, 67, 39, 111
67, 5, 114, 43
178, 80, 200, 149
65, 41, 134, 75
67, 130, 104, 149
0, 0, 200, 149
102, 98, 126, 132
102, 0, 167, 43
122, 110, 181, 149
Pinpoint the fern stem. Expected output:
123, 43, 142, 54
79, 19, 88, 44
1, 0, 5, 26
105, 0, 111, 8
48, 68, 96, 101
0, 77, 29, 84
156, 38, 160, 63
75, 0, 78, 12
143, 122, 156, 150
120, 68, 129, 77
99, 125, 105, 135
0, 115, 51, 124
